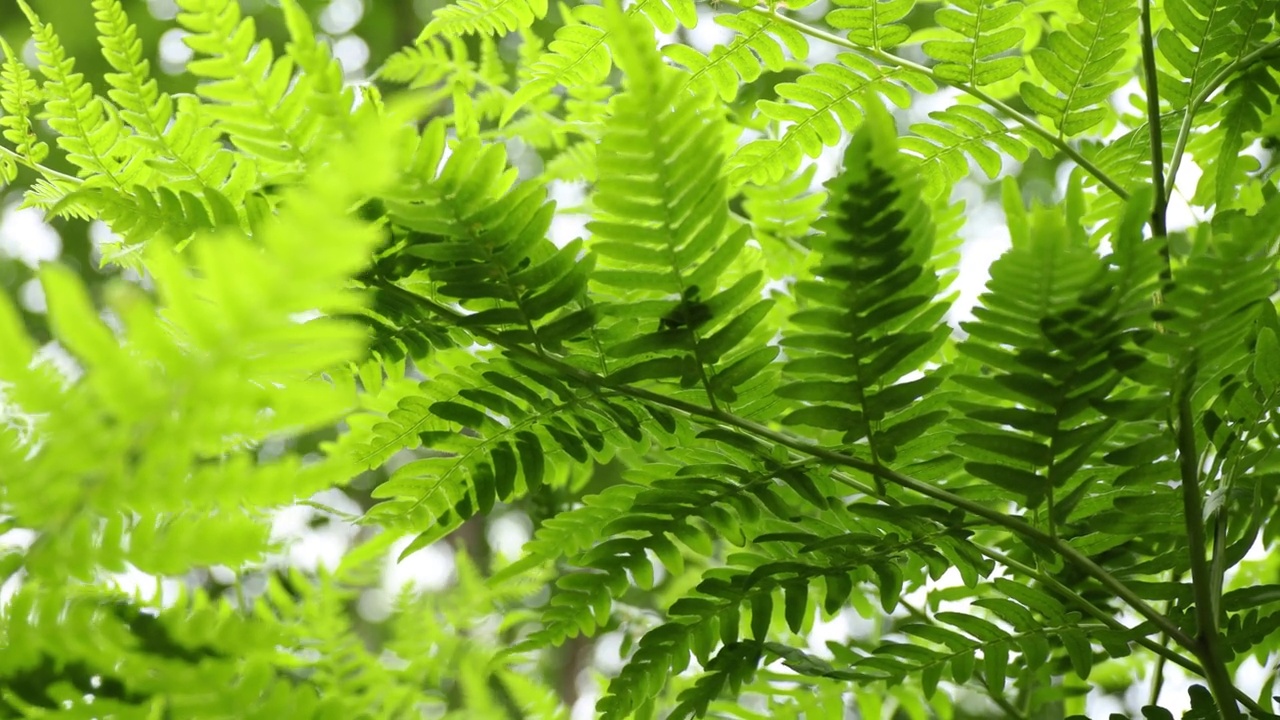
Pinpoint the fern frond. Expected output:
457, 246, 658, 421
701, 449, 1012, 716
950, 180, 1145, 510
20, 0, 130, 186
278, 0, 355, 126
504, 4, 616, 124
599, 493, 988, 718
779, 106, 953, 476
503, 0, 696, 125
1136, 198, 1280, 388
52, 183, 241, 245
0, 118, 398, 582
922, 0, 1027, 87
543, 139, 597, 182
352, 357, 649, 558
176, 0, 323, 170
1156, 0, 1241, 109
741, 164, 827, 245
729, 55, 933, 185
92, 0, 237, 194
1186, 2, 1280, 208
1019, 0, 1138, 137
1199, 67, 1277, 209
420, 0, 549, 38
370, 122, 594, 352
0, 38, 48, 169
587, 8, 776, 406
900, 104, 1046, 198
824, 0, 916, 50
664, 11, 809, 102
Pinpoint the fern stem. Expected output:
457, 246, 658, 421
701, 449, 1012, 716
1139, 0, 1168, 245
1165, 37, 1280, 204
1174, 364, 1243, 720
0, 145, 82, 185
398, 284, 1197, 655
981, 546, 1268, 719
727, 1, 1130, 200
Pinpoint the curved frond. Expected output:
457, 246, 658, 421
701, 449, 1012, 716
664, 11, 809, 102
176, 0, 337, 170
900, 104, 1046, 198
19, 0, 129, 186
92, 0, 236, 193
0, 37, 48, 170
729, 54, 933, 185
1199, 67, 1278, 209
420, 0, 549, 38
503, 0, 696, 124
1155, 0, 1241, 109
950, 181, 1152, 511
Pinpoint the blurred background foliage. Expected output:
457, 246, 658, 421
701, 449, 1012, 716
0, 0, 433, 344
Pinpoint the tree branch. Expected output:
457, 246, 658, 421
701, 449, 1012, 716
1174, 364, 1243, 720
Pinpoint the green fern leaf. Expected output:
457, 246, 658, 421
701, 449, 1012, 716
779, 104, 953, 469
0, 38, 48, 168
951, 180, 1151, 510
420, 0, 549, 38
502, 0, 695, 125
1205, 68, 1277, 209
923, 0, 1026, 87
729, 55, 933, 184
1189, 2, 1280, 208
92, 0, 238, 193
900, 104, 1046, 198
19, 0, 129, 185
741, 164, 827, 245
1156, 0, 1241, 109
824, 0, 916, 50
503, 4, 615, 125
1019, 0, 1138, 137
588, 6, 772, 405
176, 0, 328, 169
368, 121, 595, 351
664, 11, 809, 102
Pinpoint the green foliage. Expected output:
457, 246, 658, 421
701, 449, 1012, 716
922, 0, 1027, 87
825, 0, 916, 50
1020, 0, 1138, 136
3, 0, 1280, 718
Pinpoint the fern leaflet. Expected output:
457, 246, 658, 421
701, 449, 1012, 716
824, 0, 916, 50
419, 0, 549, 38
1019, 0, 1138, 137
923, 0, 1027, 87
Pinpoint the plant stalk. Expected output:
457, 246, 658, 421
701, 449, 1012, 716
1138, 0, 1168, 246
1175, 367, 1243, 720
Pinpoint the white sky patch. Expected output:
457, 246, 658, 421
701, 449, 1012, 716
158, 29, 194, 75
321, 0, 366, 35
333, 35, 371, 76
386, 536, 456, 592
0, 204, 61, 268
